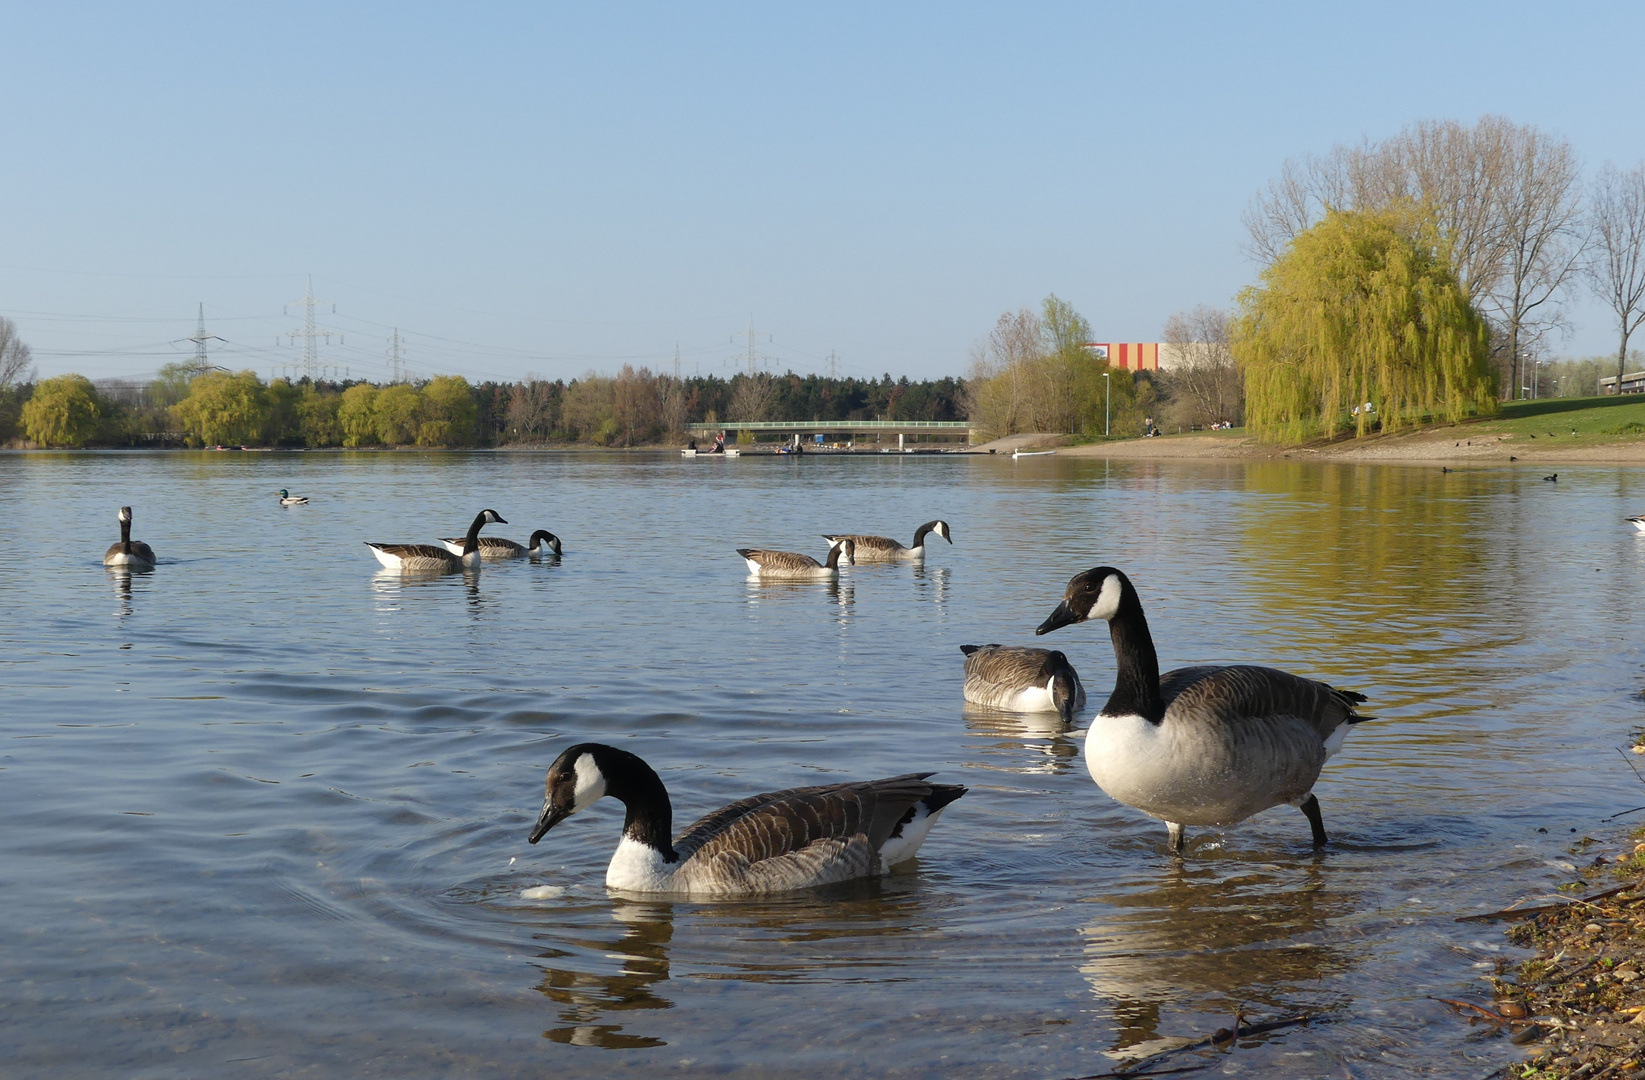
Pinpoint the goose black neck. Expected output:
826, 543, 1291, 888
911, 522, 932, 548
1104, 584, 1163, 722
824, 542, 847, 569
461, 512, 487, 556
120, 516, 132, 554
602, 750, 678, 861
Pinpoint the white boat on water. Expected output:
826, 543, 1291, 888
1012, 449, 1057, 459
681, 448, 698, 457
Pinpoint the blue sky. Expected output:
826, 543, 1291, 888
5, 3, 1643, 383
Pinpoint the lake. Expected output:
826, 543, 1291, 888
2, 449, 1643, 1078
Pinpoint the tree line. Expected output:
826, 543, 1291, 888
0, 343, 967, 449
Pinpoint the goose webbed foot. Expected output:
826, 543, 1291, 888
1166, 821, 1186, 853
1299, 793, 1328, 847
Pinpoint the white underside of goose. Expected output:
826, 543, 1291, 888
1630, 516, 1645, 532
103, 551, 152, 567
1082, 710, 1350, 827
876, 803, 950, 869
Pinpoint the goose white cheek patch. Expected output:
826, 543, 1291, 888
1091, 575, 1123, 621
572, 754, 606, 812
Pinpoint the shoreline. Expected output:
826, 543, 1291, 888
1054, 431, 1645, 465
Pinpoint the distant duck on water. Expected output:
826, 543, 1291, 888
437, 529, 561, 559
527, 742, 966, 895
738, 538, 855, 579
103, 506, 156, 567
277, 488, 308, 506
366, 509, 506, 571
1036, 567, 1371, 853
820, 520, 951, 562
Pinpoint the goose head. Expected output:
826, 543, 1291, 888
530, 743, 615, 843
118, 506, 133, 524
1036, 566, 1130, 634
479, 509, 507, 526
529, 530, 563, 556
931, 520, 953, 544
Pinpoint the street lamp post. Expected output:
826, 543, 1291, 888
1103, 371, 1111, 437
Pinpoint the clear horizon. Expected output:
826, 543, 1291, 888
5, 3, 1643, 385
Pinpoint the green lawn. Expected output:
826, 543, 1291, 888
1468, 395, 1645, 440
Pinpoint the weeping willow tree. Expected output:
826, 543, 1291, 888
1232, 208, 1496, 443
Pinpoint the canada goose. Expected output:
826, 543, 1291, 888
1627, 515, 1645, 533
527, 742, 966, 895
738, 538, 854, 579
821, 520, 952, 562
1036, 567, 1370, 853
103, 506, 156, 567
277, 489, 308, 506
959, 644, 1084, 722
366, 509, 506, 571
437, 529, 561, 559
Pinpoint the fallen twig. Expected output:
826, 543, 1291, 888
1457, 883, 1635, 923
1060, 1014, 1316, 1078
1429, 997, 1536, 1025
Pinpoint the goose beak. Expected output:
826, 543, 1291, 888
528, 800, 570, 844
1036, 601, 1078, 635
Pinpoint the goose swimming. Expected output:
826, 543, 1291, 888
103, 506, 156, 567
821, 520, 951, 562
277, 489, 309, 506
437, 529, 561, 559
959, 644, 1084, 722
1036, 566, 1370, 852
738, 538, 855, 579
527, 742, 966, 896
366, 509, 506, 571
1629, 515, 1645, 533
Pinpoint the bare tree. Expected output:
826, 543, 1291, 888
1588, 162, 1645, 391
505, 374, 557, 442
727, 371, 776, 422
657, 374, 693, 441
0, 317, 34, 389
1488, 125, 1585, 398
1160, 306, 1241, 428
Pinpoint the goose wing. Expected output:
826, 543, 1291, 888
1160, 664, 1367, 745
737, 548, 823, 571
821, 533, 903, 554
367, 543, 459, 563
961, 645, 1066, 689
439, 536, 525, 554
672, 774, 939, 890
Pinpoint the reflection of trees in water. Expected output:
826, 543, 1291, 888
960, 702, 1080, 775
1079, 861, 1354, 1052
535, 901, 675, 1050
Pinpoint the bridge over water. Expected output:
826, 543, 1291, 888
686, 419, 975, 444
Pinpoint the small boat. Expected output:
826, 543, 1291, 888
723, 448, 741, 458
1012, 449, 1057, 459
681, 448, 698, 457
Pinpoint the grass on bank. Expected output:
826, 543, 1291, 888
1467, 395, 1645, 441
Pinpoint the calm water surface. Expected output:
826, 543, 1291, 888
3, 450, 1644, 1078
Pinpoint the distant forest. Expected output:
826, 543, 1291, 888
0, 361, 968, 449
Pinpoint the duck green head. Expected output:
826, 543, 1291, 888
278, 489, 290, 498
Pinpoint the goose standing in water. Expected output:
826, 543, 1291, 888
365, 509, 506, 571
1036, 567, 1370, 852
527, 742, 966, 896
277, 489, 309, 506
738, 538, 855, 579
437, 529, 561, 559
103, 506, 156, 567
959, 644, 1084, 723
821, 520, 951, 562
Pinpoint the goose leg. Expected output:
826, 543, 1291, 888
1166, 821, 1186, 853
1299, 794, 1328, 847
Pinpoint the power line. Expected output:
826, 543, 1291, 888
282, 275, 342, 380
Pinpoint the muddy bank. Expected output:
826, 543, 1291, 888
1055, 429, 1645, 464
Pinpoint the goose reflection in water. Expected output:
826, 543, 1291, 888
535, 901, 675, 1050
911, 564, 951, 608
961, 701, 1081, 775
1079, 862, 1353, 1054
741, 576, 854, 617
106, 564, 150, 621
